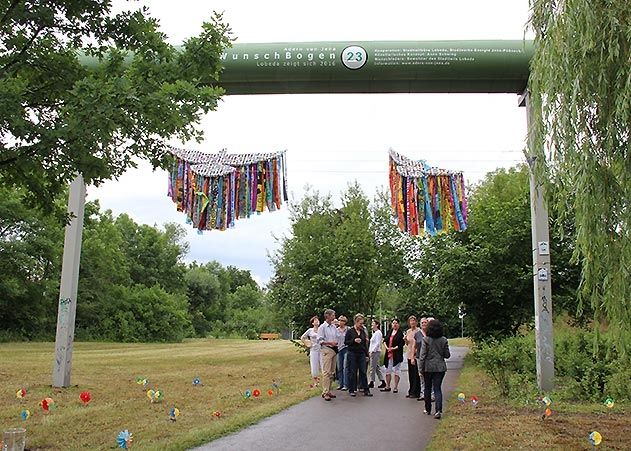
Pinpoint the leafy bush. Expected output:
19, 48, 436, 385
605, 363, 631, 402
473, 329, 631, 402
79, 285, 193, 342
472, 335, 536, 396
555, 330, 617, 401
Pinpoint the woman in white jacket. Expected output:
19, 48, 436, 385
301, 316, 321, 387
368, 319, 386, 389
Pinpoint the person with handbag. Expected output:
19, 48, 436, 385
418, 319, 451, 419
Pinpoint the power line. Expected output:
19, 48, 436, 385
290, 169, 514, 174
290, 159, 524, 163
295, 149, 524, 154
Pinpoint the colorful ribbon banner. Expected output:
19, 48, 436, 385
167, 148, 288, 231
388, 149, 468, 235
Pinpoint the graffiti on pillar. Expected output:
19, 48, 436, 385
541, 295, 550, 314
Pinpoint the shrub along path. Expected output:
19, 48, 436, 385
193, 346, 469, 451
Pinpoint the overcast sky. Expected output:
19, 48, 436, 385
91, 1, 533, 285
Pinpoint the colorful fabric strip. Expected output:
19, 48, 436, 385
167, 148, 288, 231
388, 149, 468, 235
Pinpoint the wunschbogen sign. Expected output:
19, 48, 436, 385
218, 40, 533, 95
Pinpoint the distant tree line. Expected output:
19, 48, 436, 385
0, 181, 278, 342
1, 165, 585, 343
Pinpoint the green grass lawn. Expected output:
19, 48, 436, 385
428, 357, 630, 450
0, 339, 317, 450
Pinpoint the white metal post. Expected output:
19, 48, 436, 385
53, 174, 86, 388
520, 91, 555, 392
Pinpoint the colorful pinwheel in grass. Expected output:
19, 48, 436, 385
243, 389, 252, 399
212, 411, 221, 418
135, 376, 148, 388
169, 407, 180, 422
604, 397, 614, 409
20, 409, 30, 421
471, 395, 479, 406
80, 391, 91, 406
457, 393, 465, 403
252, 389, 261, 398
542, 407, 552, 420
117, 430, 133, 449
40, 397, 55, 413
146, 389, 164, 403
16, 388, 27, 399
193, 377, 202, 386
589, 431, 602, 446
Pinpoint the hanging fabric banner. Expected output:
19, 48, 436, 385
388, 149, 468, 236
167, 147, 288, 232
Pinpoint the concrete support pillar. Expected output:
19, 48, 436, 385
52, 174, 86, 388
520, 91, 555, 392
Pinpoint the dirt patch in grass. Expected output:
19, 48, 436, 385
0, 340, 318, 450
428, 360, 630, 450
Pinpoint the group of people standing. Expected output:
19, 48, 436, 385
301, 309, 450, 419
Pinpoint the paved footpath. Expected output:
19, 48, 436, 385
192, 346, 468, 451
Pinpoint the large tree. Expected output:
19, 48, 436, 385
269, 184, 382, 328
0, 181, 63, 339
0, 0, 231, 210
529, 0, 631, 350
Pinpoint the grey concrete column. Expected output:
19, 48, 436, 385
53, 174, 86, 388
520, 91, 555, 392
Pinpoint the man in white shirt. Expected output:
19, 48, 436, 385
368, 319, 386, 389
317, 308, 339, 401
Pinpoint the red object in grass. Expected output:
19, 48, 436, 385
267, 389, 274, 397
252, 389, 261, 398
212, 411, 221, 418
80, 391, 91, 405
40, 397, 54, 413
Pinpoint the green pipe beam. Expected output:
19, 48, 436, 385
79, 40, 533, 95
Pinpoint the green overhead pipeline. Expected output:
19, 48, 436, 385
79, 40, 533, 95
218, 40, 533, 95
